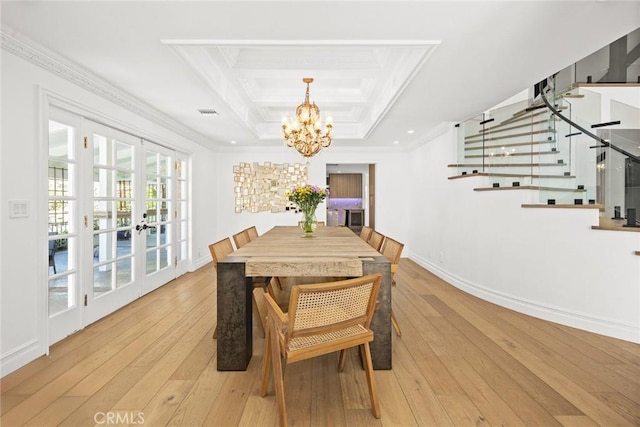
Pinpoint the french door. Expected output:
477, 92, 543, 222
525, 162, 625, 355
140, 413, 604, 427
47, 109, 189, 343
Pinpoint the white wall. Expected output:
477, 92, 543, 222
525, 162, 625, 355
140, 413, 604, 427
408, 126, 640, 342
0, 50, 218, 375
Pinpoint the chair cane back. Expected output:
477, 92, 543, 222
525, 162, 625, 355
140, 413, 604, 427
367, 230, 385, 251
246, 226, 259, 241
232, 229, 251, 249
359, 225, 373, 242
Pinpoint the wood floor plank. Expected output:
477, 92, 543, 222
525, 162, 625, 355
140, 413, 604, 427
590, 391, 640, 425
57, 366, 150, 426
164, 354, 229, 426
391, 339, 454, 426
22, 396, 88, 427
0, 341, 129, 426
65, 298, 211, 397
170, 326, 217, 380
238, 395, 278, 427
139, 379, 195, 426
2, 259, 639, 427
498, 311, 640, 404
310, 354, 348, 426
436, 394, 488, 426
339, 349, 376, 410
274, 351, 312, 425
203, 358, 262, 427
555, 415, 600, 427
110, 297, 215, 411
438, 354, 526, 426
424, 293, 582, 419
376, 370, 419, 427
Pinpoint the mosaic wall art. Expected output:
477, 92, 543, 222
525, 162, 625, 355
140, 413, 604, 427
233, 162, 308, 213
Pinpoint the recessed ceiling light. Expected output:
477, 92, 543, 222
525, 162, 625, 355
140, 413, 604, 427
230, 140, 237, 144
393, 140, 400, 145
407, 130, 415, 134
198, 109, 219, 115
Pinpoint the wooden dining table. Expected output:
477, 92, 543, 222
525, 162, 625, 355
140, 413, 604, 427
216, 225, 392, 371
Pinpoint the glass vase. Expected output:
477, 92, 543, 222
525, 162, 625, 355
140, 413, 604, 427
300, 208, 318, 237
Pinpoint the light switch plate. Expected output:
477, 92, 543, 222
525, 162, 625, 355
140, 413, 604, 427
9, 200, 29, 218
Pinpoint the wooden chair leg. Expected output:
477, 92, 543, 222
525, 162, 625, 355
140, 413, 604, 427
260, 327, 271, 397
252, 292, 266, 338
361, 343, 381, 419
391, 309, 402, 336
212, 325, 217, 339
269, 324, 288, 427
337, 349, 347, 372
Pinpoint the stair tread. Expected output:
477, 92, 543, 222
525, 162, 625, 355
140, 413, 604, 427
449, 172, 575, 179
474, 185, 586, 192
465, 129, 555, 142
448, 162, 565, 167
522, 203, 604, 210
476, 118, 558, 136
465, 140, 556, 150
466, 151, 560, 158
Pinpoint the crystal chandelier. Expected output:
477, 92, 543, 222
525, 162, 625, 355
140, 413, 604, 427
282, 78, 333, 158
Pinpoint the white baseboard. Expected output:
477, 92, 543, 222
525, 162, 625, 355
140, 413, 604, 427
190, 255, 212, 272
1, 338, 45, 378
406, 252, 640, 344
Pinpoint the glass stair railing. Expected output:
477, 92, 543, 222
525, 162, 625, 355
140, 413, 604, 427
453, 78, 639, 228
454, 97, 571, 190
542, 78, 640, 226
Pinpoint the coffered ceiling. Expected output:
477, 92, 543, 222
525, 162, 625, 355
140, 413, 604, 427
165, 40, 438, 140
2, 1, 639, 151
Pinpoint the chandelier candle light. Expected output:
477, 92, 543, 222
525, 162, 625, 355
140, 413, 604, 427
286, 185, 328, 237
282, 78, 333, 158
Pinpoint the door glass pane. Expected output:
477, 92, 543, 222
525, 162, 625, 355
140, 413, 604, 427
160, 246, 169, 269
145, 148, 173, 275
93, 200, 114, 231
146, 250, 157, 275
176, 158, 188, 263
49, 120, 73, 160
93, 168, 114, 197
49, 274, 75, 315
116, 258, 133, 287
94, 265, 113, 297
159, 154, 169, 176
93, 134, 110, 165
147, 152, 157, 174
48, 119, 78, 317
116, 142, 133, 169
92, 133, 135, 297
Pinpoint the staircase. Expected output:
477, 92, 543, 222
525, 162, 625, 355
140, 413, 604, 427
451, 81, 640, 231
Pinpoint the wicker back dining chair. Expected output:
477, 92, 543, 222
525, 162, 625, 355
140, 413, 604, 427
261, 273, 382, 427
246, 226, 259, 241
367, 230, 385, 251
380, 236, 405, 336
359, 225, 373, 242
232, 229, 251, 249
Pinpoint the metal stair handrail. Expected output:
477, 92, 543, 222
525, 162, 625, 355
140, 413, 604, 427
540, 86, 639, 161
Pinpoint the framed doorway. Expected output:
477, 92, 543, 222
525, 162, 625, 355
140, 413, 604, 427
47, 107, 190, 344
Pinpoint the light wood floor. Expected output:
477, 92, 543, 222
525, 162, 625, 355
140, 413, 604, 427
2, 259, 639, 426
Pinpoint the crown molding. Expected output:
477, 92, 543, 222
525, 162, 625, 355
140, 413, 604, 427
1, 30, 213, 148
